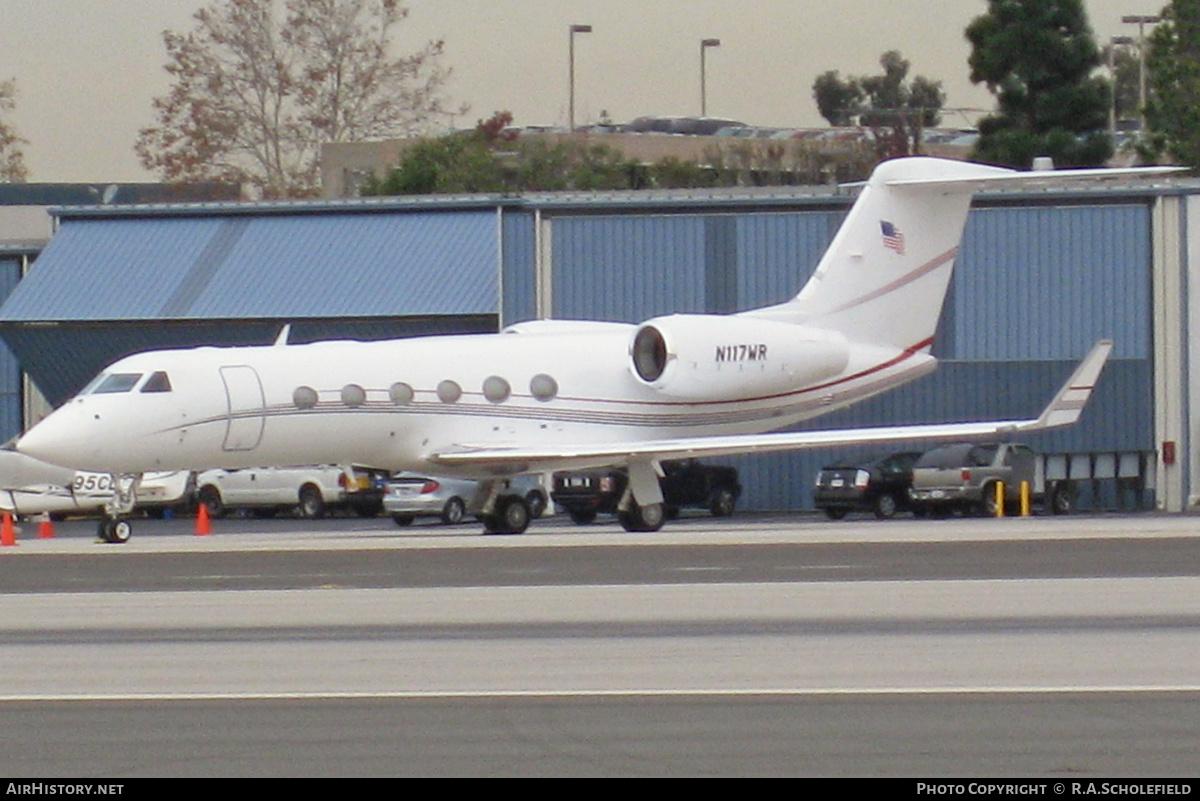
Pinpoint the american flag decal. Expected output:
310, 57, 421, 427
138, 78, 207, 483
880, 221, 905, 254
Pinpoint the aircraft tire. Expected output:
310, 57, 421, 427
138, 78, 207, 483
482, 495, 530, 535
99, 518, 132, 544
618, 502, 665, 532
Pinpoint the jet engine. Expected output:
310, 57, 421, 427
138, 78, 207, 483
629, 314, 850, 401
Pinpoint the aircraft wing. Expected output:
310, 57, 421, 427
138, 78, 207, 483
430, 340, 1113, 473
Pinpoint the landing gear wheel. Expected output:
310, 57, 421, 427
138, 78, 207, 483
441, 497, 466, 525
618, 502, 665, 532
482, 495, 530, 535
823, 507, 848, 521
98, 518, 132, 544
392, 514, 414, 527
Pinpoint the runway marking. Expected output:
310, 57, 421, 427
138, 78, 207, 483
3, 686, 1200, 702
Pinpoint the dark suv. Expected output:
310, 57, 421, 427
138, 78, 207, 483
814, 451, 923, 520
552, 459, 741, 524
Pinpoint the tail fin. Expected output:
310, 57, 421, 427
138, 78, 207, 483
745, 157, 1015, 351
744, 157, 1181, 351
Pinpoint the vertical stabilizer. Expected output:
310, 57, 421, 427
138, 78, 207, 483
745, 157, 1016, 351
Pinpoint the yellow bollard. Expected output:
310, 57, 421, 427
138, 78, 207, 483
1020, 481, 1031, 517
994, 481, 1005, 517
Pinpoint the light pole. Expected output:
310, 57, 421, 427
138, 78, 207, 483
700, 38, 720, 117
1109, 35, 1135, 136
1121, 14, 1162, 131
568, 24, 592, 132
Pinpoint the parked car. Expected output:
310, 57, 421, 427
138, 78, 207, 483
195, 465, 386, 519
384, 474, 549, 527
552, 459, 741, 524
814, 451, 923, 519
907, 442, 1072, 517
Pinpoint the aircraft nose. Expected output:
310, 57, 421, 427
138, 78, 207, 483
18, 406, 90, 468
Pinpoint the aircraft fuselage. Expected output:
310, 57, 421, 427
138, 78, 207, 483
19, 321, 934, 476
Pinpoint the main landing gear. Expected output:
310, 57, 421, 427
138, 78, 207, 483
474, 480, 532, 535
615, 461, 666, 533
617, 501, 665, 532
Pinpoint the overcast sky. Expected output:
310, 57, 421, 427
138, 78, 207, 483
0, 0, 1163, 183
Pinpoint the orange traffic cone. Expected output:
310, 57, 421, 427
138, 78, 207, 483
37, 513, 54, 539
195, 503, 211, 536
1, 512, 15, 546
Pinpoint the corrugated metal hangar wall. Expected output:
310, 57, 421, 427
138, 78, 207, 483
0, 182, 1190, 511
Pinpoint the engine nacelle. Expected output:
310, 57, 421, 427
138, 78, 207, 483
629, 314, 850, 401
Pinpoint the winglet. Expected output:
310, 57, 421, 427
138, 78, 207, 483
1030, 339, 1113, 430
273, 324, 291, 347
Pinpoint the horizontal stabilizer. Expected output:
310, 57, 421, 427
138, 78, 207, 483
430, 340, 1113, 473
885, 165, 1184, 194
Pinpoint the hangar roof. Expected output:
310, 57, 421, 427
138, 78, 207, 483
0, 209, 500, 321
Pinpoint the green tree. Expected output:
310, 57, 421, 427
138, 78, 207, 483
966, 0, 1112, 167
812, 70, 863, 127
136, 0, 459, 198
0, 78, 29, 182
811, 51, 945, 158
1144, 1, 1200, 168
361, 111, 644, 195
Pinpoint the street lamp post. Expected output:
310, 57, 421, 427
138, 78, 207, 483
700, 38, 721, 117
1109, 35, 1135, 136
1121, 14, 1162, 131
569, 24, 593, 132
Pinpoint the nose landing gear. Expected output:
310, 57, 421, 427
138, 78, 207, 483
97, 473, 141, 544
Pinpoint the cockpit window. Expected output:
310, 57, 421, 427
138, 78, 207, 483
91, 373, 143, 394
140, 371, 172, 393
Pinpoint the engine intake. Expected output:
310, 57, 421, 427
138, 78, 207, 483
629, 314, 849, 401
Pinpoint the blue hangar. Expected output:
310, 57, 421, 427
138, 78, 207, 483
0, 177, 1196, 512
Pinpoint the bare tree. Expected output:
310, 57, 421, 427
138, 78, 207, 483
0, 79, 29, 183
136, 0, 460, 197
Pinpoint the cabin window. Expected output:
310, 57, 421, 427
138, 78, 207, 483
341, 384, 366, 407
140, 371, 172, 393
293, 386, 318, 410
92, 373, 143, 394
530, 373, 558, 402
483, 376, 511, 403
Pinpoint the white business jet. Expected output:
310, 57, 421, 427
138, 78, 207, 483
16, 157, 1173, 541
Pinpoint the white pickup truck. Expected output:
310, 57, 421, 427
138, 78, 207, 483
195, 465, 386, 519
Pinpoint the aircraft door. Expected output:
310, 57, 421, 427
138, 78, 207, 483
220, 365, 265, 451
